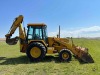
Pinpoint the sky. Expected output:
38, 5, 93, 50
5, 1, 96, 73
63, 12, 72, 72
0, 0, 100, 38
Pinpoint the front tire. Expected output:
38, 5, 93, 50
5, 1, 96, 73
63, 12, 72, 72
26, 42, 46, 61
59, 49, 72, 62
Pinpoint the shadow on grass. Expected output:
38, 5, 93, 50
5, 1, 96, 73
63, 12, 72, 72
0, 55, 92, 65
0, 57, 6, 60
78, 59, 94, 64
42, 55, 61, 63
0, 56, 30, 65
73, 55, 94, 64
0, 55, 64, 65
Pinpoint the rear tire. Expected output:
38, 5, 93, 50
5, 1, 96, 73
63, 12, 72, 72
26, 42, 46, 61
59, 49, 72, 62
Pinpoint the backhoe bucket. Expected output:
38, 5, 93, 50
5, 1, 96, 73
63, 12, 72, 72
6, 37, 19, 45
75, 47, 94, 63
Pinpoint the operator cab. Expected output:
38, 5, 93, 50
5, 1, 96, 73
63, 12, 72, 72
27, 23, 48, 42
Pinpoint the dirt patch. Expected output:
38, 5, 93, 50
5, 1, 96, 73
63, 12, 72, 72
0, 38, 6, 42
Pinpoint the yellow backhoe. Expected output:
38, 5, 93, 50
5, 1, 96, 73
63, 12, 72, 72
5, 15, 94, 63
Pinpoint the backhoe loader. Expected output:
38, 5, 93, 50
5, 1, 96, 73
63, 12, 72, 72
5, 15, 94, 63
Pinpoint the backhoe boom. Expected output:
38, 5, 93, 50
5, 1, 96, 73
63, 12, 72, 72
5, 15, 26, 45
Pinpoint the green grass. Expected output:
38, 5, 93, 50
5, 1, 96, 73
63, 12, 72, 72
0, 38, 100, 75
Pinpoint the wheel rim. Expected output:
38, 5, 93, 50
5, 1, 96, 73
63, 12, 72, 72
62, 52, 69, 60
30, 47, 41, 58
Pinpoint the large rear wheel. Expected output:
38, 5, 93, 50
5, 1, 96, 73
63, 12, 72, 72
26, 42, 46, 61
59, 49, 72, 62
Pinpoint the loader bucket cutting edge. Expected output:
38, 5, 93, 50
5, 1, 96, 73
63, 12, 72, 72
6, 37, 19, 45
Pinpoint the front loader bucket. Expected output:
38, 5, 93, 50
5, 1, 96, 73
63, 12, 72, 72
75, 46, 94, 63
6, 37, 19, 45
80, 52, 94, 63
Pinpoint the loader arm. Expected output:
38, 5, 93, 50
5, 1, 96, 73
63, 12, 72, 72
5, 15, 26, 45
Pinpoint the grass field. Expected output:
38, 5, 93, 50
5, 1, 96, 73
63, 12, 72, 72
0, 38, 100, 75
